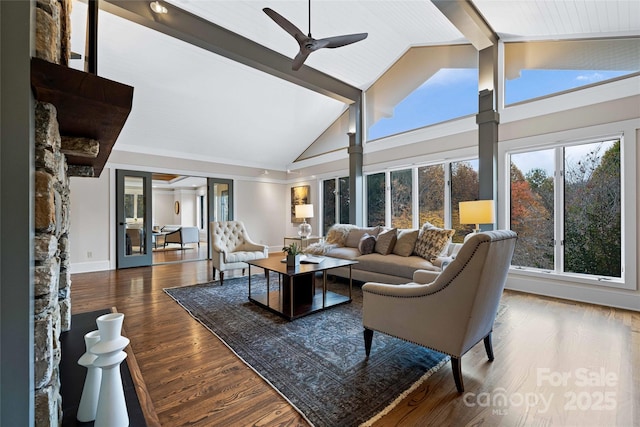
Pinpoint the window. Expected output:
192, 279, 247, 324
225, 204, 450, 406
366, 173, 385, 227
391, 169, 412, 228
450, 160, 479, 243
418, 164, 445, 228
322, 177, 349, 235
366, 45, 478, 141
363, 158, 478, 235
322, 179, 336, 236
505, 39, 639, 105
509, 139, 621, 279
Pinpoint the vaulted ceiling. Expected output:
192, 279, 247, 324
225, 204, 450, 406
69, 0, 640, 172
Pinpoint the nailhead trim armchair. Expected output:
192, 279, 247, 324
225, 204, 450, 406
362, 230, 517, 393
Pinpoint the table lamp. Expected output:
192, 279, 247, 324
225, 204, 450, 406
459, 200, 495, 242
295, 204, 314, 238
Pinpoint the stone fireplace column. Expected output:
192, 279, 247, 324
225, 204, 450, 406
34, 0, 72, 425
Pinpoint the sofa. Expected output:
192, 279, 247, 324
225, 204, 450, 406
161, 225, 200, 248
303, 223, 462, 284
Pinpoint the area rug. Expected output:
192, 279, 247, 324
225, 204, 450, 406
164, 274, 449, 427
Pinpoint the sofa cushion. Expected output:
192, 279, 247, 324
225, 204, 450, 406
345, 226, 380, 247
414, 224, 455, 261
375, 228, 397, 255
325, 246, 360, 260
358, 233, 376, 255
392, 229, 419, 257
355, 253, 440, 279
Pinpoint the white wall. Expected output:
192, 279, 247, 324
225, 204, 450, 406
152, 189, 174, 227
69, 170, 111, 272
234, 179, 287, 253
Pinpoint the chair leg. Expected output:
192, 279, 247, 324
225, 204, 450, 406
484, 332, 495, 361
451, 357, 464, 393
364, 328, 373, 357
219, 271, 224, 286
242, 268, 246, 276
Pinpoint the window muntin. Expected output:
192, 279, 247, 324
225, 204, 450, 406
508, 139, 622, 279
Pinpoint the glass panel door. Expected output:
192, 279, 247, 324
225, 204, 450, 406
116, 170, 152, 268
207, 178, 233, 258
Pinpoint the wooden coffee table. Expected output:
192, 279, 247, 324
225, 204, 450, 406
246, 256, 358, 320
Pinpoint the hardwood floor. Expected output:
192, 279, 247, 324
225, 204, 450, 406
71, 260, 639, 426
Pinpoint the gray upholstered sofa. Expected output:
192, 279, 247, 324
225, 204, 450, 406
161, 225, 200, 248
303, 224, 462, 284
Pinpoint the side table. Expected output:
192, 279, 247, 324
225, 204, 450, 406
283, 236, 322, 250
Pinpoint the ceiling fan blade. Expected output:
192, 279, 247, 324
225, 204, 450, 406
263, 8, 306, 42
321, 33, 368, 49
292, 50, 312, 71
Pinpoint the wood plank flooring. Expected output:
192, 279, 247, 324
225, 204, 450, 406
70, 259, 639, 426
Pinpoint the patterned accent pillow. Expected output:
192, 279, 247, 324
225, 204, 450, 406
392, 229, 419, 257
358, 233, 376, 255
375, 228, 397, 255
414, 224, 455, 261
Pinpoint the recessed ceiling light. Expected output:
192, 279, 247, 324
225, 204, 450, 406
150, 1, 167, 14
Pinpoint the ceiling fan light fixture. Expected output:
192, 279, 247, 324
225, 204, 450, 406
150, 1, 167, 14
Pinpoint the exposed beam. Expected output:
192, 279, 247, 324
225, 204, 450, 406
102, 0, 361, 104
432, 0, 497, 51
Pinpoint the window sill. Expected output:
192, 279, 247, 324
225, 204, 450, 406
509, 266, 632, 291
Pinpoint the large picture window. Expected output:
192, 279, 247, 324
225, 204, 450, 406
509, 139, 621, 279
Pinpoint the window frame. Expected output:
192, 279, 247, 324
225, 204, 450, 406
501, 128, 636, 291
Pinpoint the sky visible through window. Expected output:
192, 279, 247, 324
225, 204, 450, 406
369, 68, 634, 141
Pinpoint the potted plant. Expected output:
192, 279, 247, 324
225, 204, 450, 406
282, 242, 302, 267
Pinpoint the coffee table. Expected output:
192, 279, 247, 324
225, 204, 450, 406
246, 256, 358, 320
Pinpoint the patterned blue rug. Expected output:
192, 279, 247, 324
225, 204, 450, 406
164, 273, 448, 427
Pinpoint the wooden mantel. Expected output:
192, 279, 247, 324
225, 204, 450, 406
30, 57, 134, 177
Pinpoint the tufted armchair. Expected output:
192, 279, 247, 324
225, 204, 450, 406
362, 230, 517, 393
210, 221, 269, 285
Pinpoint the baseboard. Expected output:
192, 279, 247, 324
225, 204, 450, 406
70, 260, 111, 274
506, 275, 640, 312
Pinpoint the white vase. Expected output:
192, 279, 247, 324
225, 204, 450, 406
77, 330, 102, 422
92, 312, 130, 427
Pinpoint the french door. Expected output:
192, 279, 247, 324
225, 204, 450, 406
116, 170, 153, 268
207, 178, 233, 258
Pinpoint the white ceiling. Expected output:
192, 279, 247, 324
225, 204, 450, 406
69, 0, 640, 173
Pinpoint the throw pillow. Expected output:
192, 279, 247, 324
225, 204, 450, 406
358, 233, 376, 255
325, 224, 357, 246
375, 228, 397, 255
414, 227, 455, 261
345, 226, 380, 247
392, 229, 419, 257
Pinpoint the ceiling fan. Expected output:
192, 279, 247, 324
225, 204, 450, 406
263, 1, 368, 71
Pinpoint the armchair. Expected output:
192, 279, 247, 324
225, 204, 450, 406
210, 221, 268, 285
362, 230, 517, 393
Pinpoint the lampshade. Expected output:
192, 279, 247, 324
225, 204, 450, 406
459, 200, 495, 225
295, 204, 314, 219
